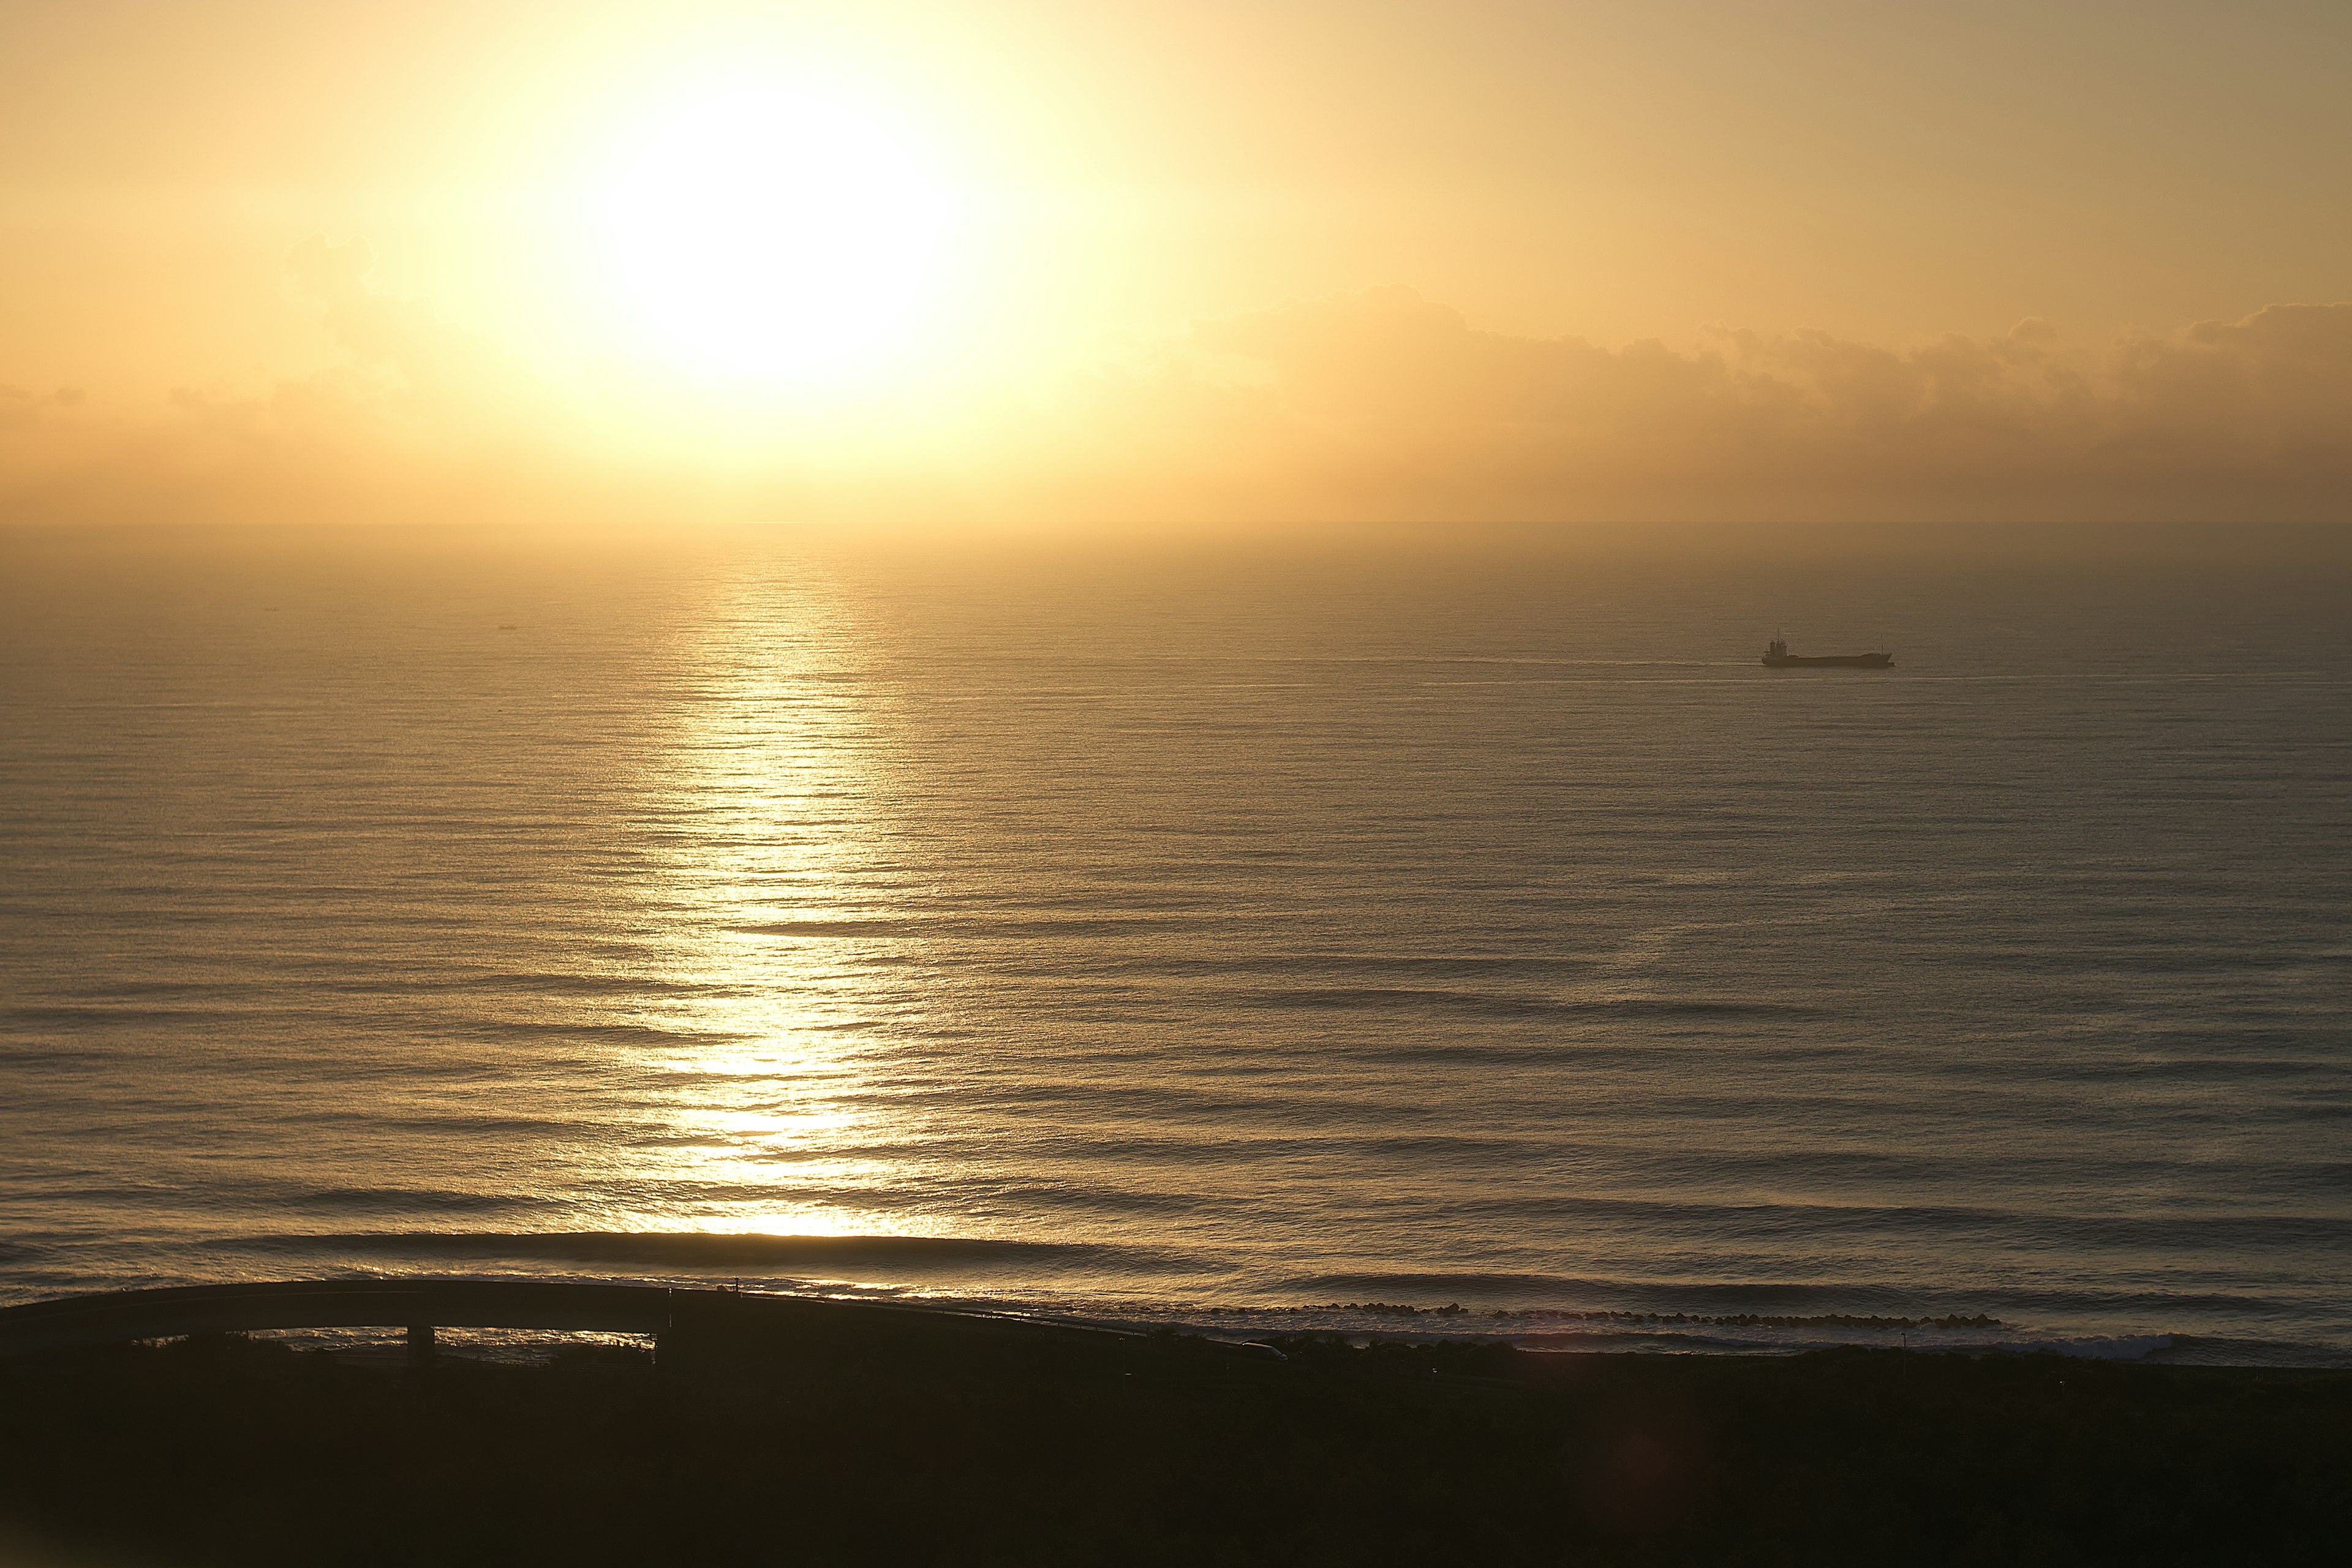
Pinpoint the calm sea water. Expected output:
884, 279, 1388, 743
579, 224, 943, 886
4, 526, 2348, 1363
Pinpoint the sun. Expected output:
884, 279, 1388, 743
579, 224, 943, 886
576, 83, 965, 388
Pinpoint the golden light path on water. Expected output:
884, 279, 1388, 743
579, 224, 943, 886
616, 568, 934, 1245
3, 533, 2350, 1360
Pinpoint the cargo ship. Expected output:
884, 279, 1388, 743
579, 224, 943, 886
1762, 637, 1892, 669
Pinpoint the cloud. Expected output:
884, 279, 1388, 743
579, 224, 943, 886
282, 234, 545, 423
2113, 304, 2352, 460
0, 238, 645, 529
2, 266, 2349, 530
1036, 288, 2352, 522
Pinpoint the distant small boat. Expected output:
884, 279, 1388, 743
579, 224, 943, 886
1762, 637, 1891, 669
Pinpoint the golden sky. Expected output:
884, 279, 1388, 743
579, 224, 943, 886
3, 0, 2348, 526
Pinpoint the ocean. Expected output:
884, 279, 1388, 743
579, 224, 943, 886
4, 524, 2348, 1364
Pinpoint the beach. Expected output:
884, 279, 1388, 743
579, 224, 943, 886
2, 1284, 2347, 1565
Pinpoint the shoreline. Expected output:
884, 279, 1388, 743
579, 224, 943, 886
7, 1272, 2342, 1370
5, 1281, 2350, 1564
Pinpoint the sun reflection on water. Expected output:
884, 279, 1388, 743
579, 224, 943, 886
612, 566, 937, 1241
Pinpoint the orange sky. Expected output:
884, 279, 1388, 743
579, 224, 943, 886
3, 0, 2348, 526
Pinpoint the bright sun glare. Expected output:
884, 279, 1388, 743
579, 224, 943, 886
579, 85, 963, 387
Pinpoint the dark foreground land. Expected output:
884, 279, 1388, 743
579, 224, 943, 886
2, 1298, 2346, 1567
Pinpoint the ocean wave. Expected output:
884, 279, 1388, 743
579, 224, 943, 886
1411, 1197, 2352, 1251
465, 972, 734, 998
288, 1189, 553, 1215
1505, 1329, 2180, 1360
731, 919, 920, 938
1275, 1272, 1929, 1313
1468, 1306, 2008, 1331
2147, 1335, 2352, 1369
457, 1019, 755, 1046
7, 1005, 247, 1025
1245, 987, 1824, 1019
192, 1230, 1193, 1272
323, 1114, 607, 1137
0, 1046, 117, 1066
731, 914, 1219, 939
8, 1247, 2348, 1365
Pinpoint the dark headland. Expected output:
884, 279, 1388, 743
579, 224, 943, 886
2, 1280, 2346, 1566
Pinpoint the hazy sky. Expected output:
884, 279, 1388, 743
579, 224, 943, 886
3, 0, 2348, 526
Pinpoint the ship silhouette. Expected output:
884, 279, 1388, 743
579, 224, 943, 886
1762, 636, 1892, 669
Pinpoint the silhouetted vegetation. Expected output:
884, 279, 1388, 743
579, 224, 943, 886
1, 1314, 2345, 1566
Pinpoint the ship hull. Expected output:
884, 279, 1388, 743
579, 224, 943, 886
1762, 652, 1893, 668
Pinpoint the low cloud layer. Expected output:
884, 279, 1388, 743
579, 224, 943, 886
4, 260, 2349, 529
1038, 288, 2352, 524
